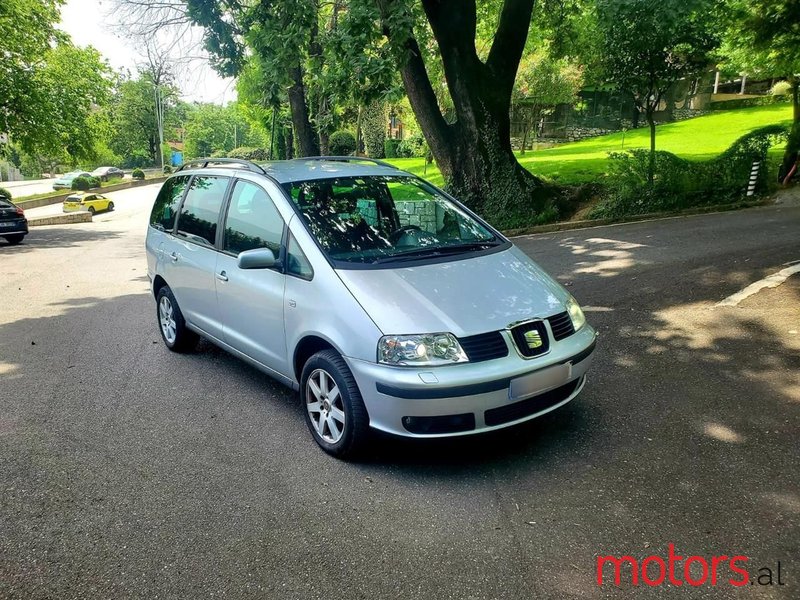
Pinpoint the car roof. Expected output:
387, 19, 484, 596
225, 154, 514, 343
175, 158, 408, 185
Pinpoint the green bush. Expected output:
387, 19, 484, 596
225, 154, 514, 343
589, 124, 789, 219
132, 168, 145, 180
163, 165, 173, 174
397, 133, 428, 158
227, 147, 269, 161
384, 138, 401, 159
0, 186, 11, 199
71, 176, 100, 191
362, 101, 386, 158
329, 131, 356, 156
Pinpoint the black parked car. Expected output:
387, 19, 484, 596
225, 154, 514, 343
0, 193, 28, 245
91, 166, 125, 182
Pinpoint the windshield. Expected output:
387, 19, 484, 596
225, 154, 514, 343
282, 175, 500, 265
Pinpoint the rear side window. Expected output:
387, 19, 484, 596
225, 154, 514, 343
222, 180, 283, 255
150, 176, 189, 231
176, 176, 229, 246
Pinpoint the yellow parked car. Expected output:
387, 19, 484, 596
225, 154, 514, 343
62, 192, 114, 215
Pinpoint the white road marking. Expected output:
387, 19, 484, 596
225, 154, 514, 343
716, 263, 800, 307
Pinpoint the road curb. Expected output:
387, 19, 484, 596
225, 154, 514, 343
28, 212, 93, 227
15, 177, 167, 210
502, 198, 773, 237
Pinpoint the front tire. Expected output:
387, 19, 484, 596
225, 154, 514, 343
4, 234, 24, 245
301, 349, 370, 458
107, 201, 114, 212
156, 285, 198, 352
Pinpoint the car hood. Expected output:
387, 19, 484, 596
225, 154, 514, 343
335, 246, 570, 336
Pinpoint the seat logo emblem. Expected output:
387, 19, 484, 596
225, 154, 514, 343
524, 329, 543, 349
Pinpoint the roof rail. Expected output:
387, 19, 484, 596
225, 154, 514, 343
293, 156, 399, 169
176, 157, 267, 174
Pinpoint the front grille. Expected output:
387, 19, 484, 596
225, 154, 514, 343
459, 331, 509, 362
547, 311, 575, 341
509, 321, 550, 358
484, 378, 581, 426
402, 413, 476, 434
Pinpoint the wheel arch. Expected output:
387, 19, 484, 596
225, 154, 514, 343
293, 335, 341, 384
152, 274, 168, 298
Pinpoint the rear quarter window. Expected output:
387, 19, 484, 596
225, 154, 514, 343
175, 176, 229, 246
150, 176, 189, 232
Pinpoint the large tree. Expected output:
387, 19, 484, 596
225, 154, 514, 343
735, 0, 800, 177
0, 0, 62, 152
373, 0, 548, 217
595, 0, 718, 183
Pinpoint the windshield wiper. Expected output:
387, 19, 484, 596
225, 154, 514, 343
372, 241, 500, 264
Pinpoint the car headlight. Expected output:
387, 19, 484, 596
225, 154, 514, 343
378, 333, 468, 366
566, 296, 586, 331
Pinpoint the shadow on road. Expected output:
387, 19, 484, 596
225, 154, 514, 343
0, 225, 122, 252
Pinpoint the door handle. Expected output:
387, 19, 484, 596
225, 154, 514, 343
216, 271, 228, 282
170, 252, 179, 262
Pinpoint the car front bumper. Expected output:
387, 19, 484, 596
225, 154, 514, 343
344, 324, 597, 438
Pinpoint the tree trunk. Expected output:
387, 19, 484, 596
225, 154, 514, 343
780, 75, 799, 178
520, 122, 529, 155
647, 109, 656, 185
285, 123, 294, 160
319, 129, 330, 156
378, 0, 546, 225
355, 105, 363, 156
287, 64, 320, 157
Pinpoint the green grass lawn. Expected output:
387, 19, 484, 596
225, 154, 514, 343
388, 103, 794, 186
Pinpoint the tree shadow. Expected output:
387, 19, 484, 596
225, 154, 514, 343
0, 225, 122, 253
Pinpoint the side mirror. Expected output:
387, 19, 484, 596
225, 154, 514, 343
237, 248, 277, 269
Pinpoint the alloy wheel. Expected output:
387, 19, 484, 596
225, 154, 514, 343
306, 368, 346, 443
159, 296, 177, 344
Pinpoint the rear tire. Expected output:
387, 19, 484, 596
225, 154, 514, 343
4, 234, 24, 245
88, 206, 96, 216
156, 285, 198, 352
301, 349, 370, 459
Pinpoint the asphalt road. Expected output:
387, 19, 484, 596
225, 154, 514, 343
1, 185, 798, 599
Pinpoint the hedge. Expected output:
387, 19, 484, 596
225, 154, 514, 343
71, 176, 101, 191
589, 124, 789, 219
709, 95, 791, 111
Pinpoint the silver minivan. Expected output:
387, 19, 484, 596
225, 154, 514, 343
145, 157, 597, 457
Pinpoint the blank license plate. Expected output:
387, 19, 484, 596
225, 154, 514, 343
509, 363, 570, 400
0, 222, 14, 228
